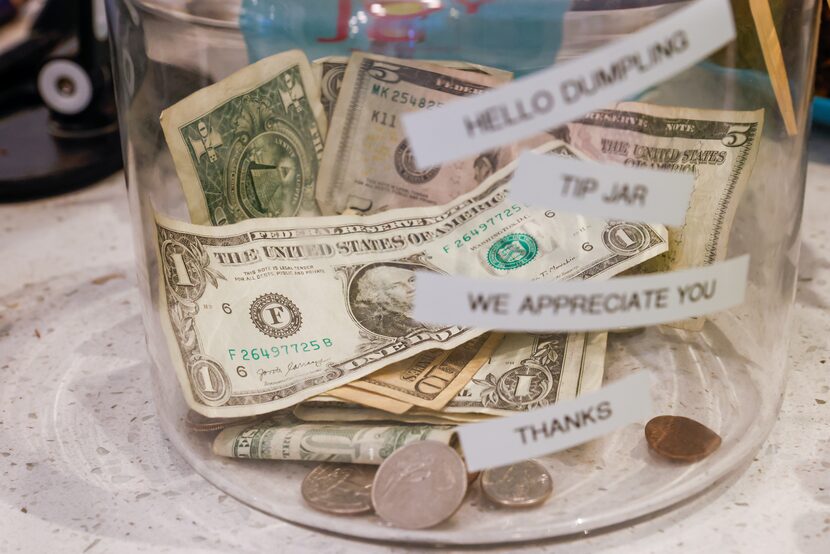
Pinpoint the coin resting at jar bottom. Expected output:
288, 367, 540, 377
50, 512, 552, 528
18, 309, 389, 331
371, 441, 468, 529
645, 415, 722, 463
301, 463, 376, 515
481, 460, 553, 508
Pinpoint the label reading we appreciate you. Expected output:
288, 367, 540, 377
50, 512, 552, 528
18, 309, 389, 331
402, 0, 736, 167
511, 152, 695, 225
413, 256, 749, 332
457, 372, 653, 471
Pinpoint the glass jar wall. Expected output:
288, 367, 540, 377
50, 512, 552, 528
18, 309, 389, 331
105, 0, 820, 544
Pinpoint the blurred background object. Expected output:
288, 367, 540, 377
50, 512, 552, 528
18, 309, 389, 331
813, 0, 830, 126
0, 0, 122, 201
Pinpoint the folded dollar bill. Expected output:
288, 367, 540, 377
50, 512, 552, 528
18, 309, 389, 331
446, 332, 607, 416
315, 52, 515, 215
161, 50, 328, 225
306, 331, 607, 418
312, 55, 513, 123
526, 103, 764, 330
335, 332, 505, 412
156, 141, 666, 418
212, 415, 455, 465
293, 399, 492, 425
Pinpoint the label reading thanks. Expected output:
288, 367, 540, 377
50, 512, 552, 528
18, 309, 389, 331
510, 152, 695, 225
457, 372, 653, 471
402, 0, 736, 168
412, 256, 749, 332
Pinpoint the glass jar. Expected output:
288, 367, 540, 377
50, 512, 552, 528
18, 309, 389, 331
105, 0, 820, 544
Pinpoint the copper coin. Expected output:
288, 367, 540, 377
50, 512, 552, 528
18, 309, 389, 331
645, 415, 722, 463
480, 460, 553, 508
301, 464, 376, 515
371, 441, 468, 529
184, 410, 258, 433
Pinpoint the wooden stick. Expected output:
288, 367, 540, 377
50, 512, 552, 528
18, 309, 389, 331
748, 0, 798, 136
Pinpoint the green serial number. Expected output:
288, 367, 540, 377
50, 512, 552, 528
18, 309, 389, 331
228, 338, 333, 362
442, 204, 523, 253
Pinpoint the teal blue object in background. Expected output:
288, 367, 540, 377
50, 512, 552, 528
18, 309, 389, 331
240, 0, 569, 75
813, 97, 830, 127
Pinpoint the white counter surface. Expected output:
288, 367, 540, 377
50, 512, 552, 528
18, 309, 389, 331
1, 133, 829, 554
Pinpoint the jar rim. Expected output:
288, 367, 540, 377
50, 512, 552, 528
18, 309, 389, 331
131, 0, 240, 30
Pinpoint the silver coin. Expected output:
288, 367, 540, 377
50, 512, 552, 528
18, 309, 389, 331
301, 464, 375, 515
371, 441, 468, 529
480, 459, 553, 508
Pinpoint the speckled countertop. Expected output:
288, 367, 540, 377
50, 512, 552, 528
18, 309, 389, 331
1, 131, 829, 554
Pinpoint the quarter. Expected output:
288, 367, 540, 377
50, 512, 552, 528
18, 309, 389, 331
371, 441, 468, 529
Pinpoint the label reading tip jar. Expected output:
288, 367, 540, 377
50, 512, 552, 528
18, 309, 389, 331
412, 256, 750, 332
510, 152, 695, 226
457, 372, 653, 471
402, 0, 736, 168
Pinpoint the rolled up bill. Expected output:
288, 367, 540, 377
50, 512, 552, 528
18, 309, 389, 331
212, 415, 455, 465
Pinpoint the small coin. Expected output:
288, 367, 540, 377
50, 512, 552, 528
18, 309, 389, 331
371, 441, 468, 529
301, 464, 376, 515
480, 460, 553, 508
645, 415, 722, 463
184, 410, 257, 433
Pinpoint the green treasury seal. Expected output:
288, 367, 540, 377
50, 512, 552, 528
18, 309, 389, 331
487, 234, 538, 270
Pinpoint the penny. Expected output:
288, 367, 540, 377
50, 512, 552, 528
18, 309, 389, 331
371, 441, 468, 529
480, 460, 553, 508
184, 410, 258, 433
301, 464, 376, 515
645, 415, 722, 463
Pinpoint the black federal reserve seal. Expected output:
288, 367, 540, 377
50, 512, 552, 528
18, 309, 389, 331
394, 139, 440, 185
250, 293, 302, 339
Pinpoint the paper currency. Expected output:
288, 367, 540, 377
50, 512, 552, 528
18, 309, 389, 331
315, 52, 514, 215
447, 332, 607, 416
212, 415, 455, 465
312, 55, 513, 123
530, 102, 764, 274
160, 50, 327, 225
341, 333, 504, 411
156, 141, 666, 417
530, 103, 763, 330
327, 385, 414, 415
293, 399, 493, 425
296, 331, 607, 420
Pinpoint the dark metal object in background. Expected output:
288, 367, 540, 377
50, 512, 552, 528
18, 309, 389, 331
0, 0, 122, 201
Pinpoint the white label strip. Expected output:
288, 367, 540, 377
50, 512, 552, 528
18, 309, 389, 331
457, 371, 653, 471
511, 152, 695, 226
413, 256, 749, 332
402, 0, 736, 168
